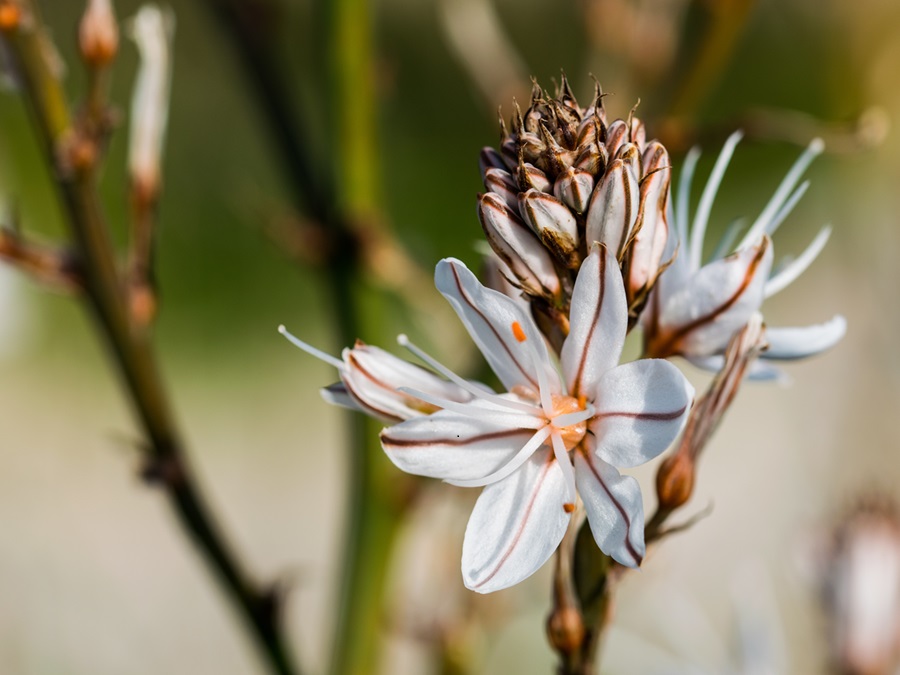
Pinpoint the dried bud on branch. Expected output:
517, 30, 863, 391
655, 314, 766, 513
79, 0, 118, 68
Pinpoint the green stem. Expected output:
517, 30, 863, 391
4, 9, 299, 675
201, 1, 407, 671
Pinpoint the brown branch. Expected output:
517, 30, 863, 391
1, 4, 300, 674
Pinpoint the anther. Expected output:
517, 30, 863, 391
563, 503, 575, 514
511, 321, 527, 342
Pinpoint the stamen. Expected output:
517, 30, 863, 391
676, 146, 701, 255
764, 225, 831, 298
278, 325, 345, 370
738, 138, 824, 250
711, 217, 747, 260
553, 404, 596, 428
690, 130, 743, 270
397, 334, 543, 416
765, 180, 810, 237
397, 387, 547, 429
511, 321, 527, 342
447, 426, 552, 488
551, 432, 577, 505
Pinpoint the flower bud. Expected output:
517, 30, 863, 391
518, 188, 579, 268
630, 116, 647, 149
615, 142, 642, 178
574, 142, 608, 175
605, 119, 629, 157
79, 0, 118, 68
585, 159, 638, 258
479, 146, 507, 178
477, 192, 561, 299
546, 605, 585, 656
626, 142, 670, 303
483, 167, 519, 212
517, 161, 551, 193
552, 166, 593, 214
575, 113, 604, 152
655, 450, 695, 511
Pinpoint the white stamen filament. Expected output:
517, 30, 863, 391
711, 217, 747, 260
278, 325, 345, 370
397, 387, 547, 429
512, 327, 555, 415
551, 432, 577, 504
447, 426, 552, 488
553, 404, 596, 428
397, 334, 542, 415
676, 146, 701, 256
764, 225, 831, 298
691, 130, 743, 270
738, 137, 824, 250
765, 180, 810, 238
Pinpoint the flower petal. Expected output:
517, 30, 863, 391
649, 236, 774, 357
341, 343, 472, 423
435, 257, 563, 395
686, 355, 788, 382
588, 359, 693, 468
764, 315, 846, 360
380, 406, 539, 482
574, 450, 645, 568
561, 244, 628, 398
462, 448, 570, 593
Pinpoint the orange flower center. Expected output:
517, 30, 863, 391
550, 394, 588, 451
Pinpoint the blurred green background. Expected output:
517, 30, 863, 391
0, 0, 898, 672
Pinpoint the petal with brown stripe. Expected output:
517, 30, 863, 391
435, 258, 563, 396
461, 448, 570, 593
561, 244, 628, 399
574, 450, 646, 568
587, 359, 693, 468
380, 408, 538, 483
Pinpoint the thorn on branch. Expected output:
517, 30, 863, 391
139, 453, 185, 488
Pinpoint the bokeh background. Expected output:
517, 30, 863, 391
1, 0, 899, 672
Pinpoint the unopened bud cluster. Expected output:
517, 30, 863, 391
478, 75, 669, 319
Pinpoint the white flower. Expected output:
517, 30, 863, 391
380, 245, 692, 592
282, 245, 693, 593
642, 132, 846, 375
277, 331, 475, 424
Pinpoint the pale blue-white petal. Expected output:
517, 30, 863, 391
561, 245, 628, 398
574, 451, 646, 568
686, 355, 788, 382
380, 406, 540, 482
588, 359, 693, 468
340, 343, 473, 423
435, 257, 563, 395
764, 316, 846, 360
651, 237, 774, 357
462, 449, 570, 593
